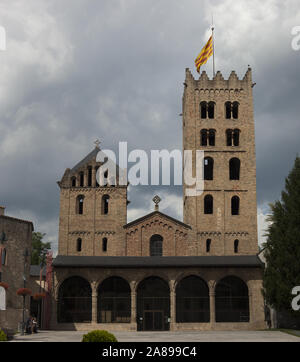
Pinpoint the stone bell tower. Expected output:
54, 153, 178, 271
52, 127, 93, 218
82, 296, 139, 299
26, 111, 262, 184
182, 68, 258, 256
57, 141, 128, 257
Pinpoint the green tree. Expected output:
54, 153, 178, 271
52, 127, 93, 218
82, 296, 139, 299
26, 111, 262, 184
263, 156, 300, 317
31, 232, 51, 265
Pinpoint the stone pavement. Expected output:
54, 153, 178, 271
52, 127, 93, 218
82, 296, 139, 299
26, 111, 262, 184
10, 330, 300, 342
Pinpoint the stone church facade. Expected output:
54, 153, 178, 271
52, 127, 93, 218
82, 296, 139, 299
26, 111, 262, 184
51, 68, 265, 331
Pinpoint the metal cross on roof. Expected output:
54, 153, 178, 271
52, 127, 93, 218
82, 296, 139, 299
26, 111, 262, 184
94, 139, 101, 149
152, 195, 161, 210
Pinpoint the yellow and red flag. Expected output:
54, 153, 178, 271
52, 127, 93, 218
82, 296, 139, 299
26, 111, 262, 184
195, 35, 213, 73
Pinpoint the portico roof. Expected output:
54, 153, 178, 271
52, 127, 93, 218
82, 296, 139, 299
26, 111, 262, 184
53, 255, 264, 269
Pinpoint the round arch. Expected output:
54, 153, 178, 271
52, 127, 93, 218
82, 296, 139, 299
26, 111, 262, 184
215, 275, 249, 323
97, 276, 131, 323
136, 276, 170, 331
176, 275, 210, 323
57, 276, 92, 323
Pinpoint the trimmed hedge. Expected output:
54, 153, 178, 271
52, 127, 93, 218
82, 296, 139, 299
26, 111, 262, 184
82, 330, 118, 342
0, 329, 8, 342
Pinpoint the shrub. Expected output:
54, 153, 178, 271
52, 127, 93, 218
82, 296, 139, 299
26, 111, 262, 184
0, 329, 8, 342
82, 330, 118, 342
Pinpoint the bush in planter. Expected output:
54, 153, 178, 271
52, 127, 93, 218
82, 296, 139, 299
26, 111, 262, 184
0, 329, 8, 342
82, 330, 118, 342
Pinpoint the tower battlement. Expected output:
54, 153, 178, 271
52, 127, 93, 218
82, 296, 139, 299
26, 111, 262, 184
184, 67, 253, 92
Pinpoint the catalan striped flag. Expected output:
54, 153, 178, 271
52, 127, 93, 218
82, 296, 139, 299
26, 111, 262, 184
195, 35, 213, 73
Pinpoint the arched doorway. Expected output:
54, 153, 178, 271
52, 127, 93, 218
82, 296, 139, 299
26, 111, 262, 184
176, 276, 210, 323
57, 276, 92, 323
97, 276, 131, 323
215, 276, 249, 322
137, 276, 170, 331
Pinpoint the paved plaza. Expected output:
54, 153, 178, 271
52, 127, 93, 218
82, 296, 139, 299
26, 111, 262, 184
10, 330, 300, 342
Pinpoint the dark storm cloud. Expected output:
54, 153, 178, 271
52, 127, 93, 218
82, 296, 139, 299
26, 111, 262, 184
0, 0, 299, 250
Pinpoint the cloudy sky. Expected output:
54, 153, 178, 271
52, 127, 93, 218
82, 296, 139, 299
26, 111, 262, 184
0, 0, 299, 254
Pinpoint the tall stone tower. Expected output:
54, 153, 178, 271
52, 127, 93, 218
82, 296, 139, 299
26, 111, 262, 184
57, 143, 128, 256
183, 67, 258, 256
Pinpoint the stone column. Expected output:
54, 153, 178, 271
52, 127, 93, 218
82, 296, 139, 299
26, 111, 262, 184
131, 292, 136, 324
170, 289, 176, 331
92, 167, 96, 187
169, 280, 176, 331
209, 281, 215, 327
91, 282, 98, 324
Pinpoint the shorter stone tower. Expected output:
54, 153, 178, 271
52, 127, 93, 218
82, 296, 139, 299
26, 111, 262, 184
57, 143, 128, 256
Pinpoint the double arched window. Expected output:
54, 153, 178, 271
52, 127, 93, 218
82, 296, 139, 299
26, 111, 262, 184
226, 129, 240, 146
225, 101, 239, 119
200, 101, 215, 119
201, 129, 216, 146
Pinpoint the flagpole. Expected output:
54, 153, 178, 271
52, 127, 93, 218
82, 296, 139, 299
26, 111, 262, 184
212, 15, 215, 77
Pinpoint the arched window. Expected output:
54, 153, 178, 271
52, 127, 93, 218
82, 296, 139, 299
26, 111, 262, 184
87, 166, 92, 187
76, 238, 82, 252
79, 171, 84, 187
76, 195, 84, 215
57, 276, 92, 323
231, 196, 240, 215
204, 195, 213, 214
150, 234, 163, 256
201, 129, 208, 146
208, 129, 216, 146
232, 102, 239, 119
229, 158, 240, 180
137, 277, 170, 331
233, 129, 240, 146
97, 277, 131, 323
215, 276, 249, 322
204, 157, 214, 180
226, 129, 233, 146
176, 276, 210, 323
102, 195, 110, 215
71, 177, 76, 187
200, 101, 207, 119
1, 248, 6, 265
225, 101, 232, 119
208, 102, 215, 119
102, 238, 108, 252
206, 239, 211, 253
234, 240, 239, 254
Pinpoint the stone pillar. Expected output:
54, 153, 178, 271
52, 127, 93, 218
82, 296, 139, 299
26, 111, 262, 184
169, 280, 176, 331
209, 281, 216, 327
170, 289, 176, 331
92, 167, 96, 187
249, 292, 253, 324
91, 281, 98, 324
131, 292, 136, 324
